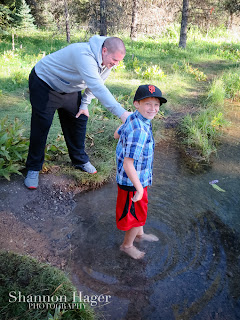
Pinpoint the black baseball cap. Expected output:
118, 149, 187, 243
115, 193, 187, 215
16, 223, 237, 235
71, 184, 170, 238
133, 85, 167, 105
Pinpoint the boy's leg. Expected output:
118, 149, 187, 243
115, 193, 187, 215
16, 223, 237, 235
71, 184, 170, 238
135, 226, 159, 242
120, 226, 145, 259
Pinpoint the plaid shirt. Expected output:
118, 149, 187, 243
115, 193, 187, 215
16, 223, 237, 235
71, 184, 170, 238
116, 110, 155, 188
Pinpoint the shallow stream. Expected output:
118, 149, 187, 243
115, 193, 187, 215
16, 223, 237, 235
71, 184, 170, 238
69, 128, 240, 320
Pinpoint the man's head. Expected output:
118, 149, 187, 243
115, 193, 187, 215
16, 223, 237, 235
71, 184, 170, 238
102, 37, 126, 69
133, 85, 167, 120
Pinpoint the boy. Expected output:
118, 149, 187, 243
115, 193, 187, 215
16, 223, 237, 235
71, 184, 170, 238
114, 84, 167, 259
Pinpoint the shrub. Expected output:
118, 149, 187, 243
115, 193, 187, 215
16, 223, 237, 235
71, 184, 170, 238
164, 23, 180, 40
125, 57, 166, 80
0, 117, 29, 180
172, 61, 207, 81
216, 44, 240, 61
113, 59, 125, 72
183, 63, 207, 82
12, 70, 28, 86
45, 134, 68, 161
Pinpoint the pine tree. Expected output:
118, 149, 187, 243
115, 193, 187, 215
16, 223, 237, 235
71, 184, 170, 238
15, 0, 36, 30
0, 4, 13, 32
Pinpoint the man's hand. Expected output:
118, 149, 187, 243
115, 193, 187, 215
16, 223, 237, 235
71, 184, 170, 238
120, 111, 132, 123
75, 108, 89, 118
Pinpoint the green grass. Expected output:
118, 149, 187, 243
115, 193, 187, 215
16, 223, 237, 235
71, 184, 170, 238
0, 26, 239, 181
179, 78, 229, 162
206, 78, 225, 107
222, 69, 240, 100
0, 251, 95, 320
180, 109, 224, 161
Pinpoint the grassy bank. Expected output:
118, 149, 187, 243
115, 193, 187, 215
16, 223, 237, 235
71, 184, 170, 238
0, 26, 239, 184
0, 251, 95, 320
179, 69, 240, 164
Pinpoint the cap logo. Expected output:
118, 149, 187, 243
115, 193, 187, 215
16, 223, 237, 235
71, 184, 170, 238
148, 85, 155, 94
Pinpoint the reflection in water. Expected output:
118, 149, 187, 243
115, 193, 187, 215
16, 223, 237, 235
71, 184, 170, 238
69, 131, 240, 320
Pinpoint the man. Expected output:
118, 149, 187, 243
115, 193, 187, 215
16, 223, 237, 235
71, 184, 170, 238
25, 36, 130, 189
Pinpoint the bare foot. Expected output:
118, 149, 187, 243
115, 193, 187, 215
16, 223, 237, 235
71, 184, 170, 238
120, 245, 145, 259
135, 233, 159, 242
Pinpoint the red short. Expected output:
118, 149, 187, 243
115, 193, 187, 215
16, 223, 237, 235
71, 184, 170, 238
116, 185, 148, 231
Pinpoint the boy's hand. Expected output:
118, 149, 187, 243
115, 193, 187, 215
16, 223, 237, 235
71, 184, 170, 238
132, 188, 144, 202
123, 157, 144, 202
114, 125, 122, 139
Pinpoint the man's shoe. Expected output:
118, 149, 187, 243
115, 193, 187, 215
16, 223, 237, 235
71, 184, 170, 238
24, 170, 39, 189
74, 161, 97, 174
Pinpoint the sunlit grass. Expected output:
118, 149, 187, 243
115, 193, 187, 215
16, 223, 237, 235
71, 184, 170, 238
223, 69, 240, 100
179, 78, 229, 162
206, 78, 225, 107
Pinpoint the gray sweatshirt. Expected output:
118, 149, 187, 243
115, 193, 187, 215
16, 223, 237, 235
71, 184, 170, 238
35, 35, 125, 118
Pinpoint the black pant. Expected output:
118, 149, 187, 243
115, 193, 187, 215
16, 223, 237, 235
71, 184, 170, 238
26, 68, 89, 171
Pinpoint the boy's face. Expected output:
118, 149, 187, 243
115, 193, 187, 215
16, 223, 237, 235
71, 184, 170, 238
134, 97, 160, 120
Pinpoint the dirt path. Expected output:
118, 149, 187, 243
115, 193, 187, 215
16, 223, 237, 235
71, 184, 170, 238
0, 174, 79, 268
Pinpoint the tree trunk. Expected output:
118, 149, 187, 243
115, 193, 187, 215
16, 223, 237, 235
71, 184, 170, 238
100, 0, 107, 36
179, 0, 189, 49
64, 0, 70, 43
130, 0, 139, 41
12, 32, 15, 51
228, 12, 233, 29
